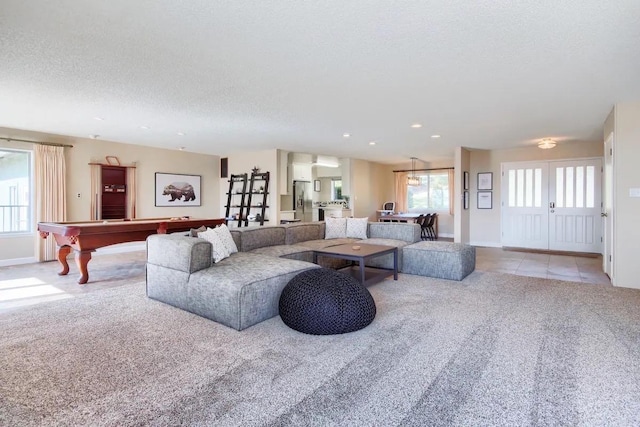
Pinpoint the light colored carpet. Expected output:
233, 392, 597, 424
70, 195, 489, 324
1, 271, 639, 426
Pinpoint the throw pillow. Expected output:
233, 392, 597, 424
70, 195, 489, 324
213, 223, 238, 254
324, 217, 347, 239
198, 228, 230, 263
346, 217, 368, 239
189, 225, 207, 237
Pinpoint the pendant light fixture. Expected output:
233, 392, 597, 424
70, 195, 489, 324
407, 157, 420, 186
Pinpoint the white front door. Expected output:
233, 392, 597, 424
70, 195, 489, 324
501, 158, 602, 253
548, 159, 602, 252
501, 162, 549, 249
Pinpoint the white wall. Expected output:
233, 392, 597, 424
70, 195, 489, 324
0, 128, 221, 264
469, 141, 604, 247
609, 102, 640, 288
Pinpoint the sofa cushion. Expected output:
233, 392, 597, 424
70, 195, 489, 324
213, 223, 238, 254
249, 244, 313, 263
296, 238, 359, 250
362, 238, 409, 270
189, 225, 207, 237
346, 217, 368, 239
367, 222, 421, 243
235, 226, 286, 252
198, 228, 230, 263
283, 222, 323, 245
147, 234, 212, 273
187, 252, 319, 330
325, 217, 347, 239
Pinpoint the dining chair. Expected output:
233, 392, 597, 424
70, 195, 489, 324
419, 214, 430, 240
423, 213, 437, 240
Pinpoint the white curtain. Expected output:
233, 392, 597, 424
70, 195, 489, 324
394, 171, 409, 213
34, 145, 66, 261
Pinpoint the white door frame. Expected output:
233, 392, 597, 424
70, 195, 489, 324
603, 132, 615, 282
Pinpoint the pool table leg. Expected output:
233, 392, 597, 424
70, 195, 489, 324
75, 251, 92, 284
57, 246, 71, 276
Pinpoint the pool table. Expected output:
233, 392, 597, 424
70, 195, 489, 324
37, 217, 226, 284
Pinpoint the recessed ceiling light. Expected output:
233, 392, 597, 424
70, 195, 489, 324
89, 134, 100, 139
431, 134, 441, 139
94, 117, 104, 121
140, 126, 150, 130
177, 132, 185, 136
343, 133, 351, 138
369, 141, 376, 146
178, 147, 186, 151
411, 123, 422, 128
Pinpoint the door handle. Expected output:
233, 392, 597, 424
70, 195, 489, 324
601, 212, 608, 217
549, 202, 555, 209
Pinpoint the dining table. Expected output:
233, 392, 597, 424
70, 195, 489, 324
377, 213, 438, 239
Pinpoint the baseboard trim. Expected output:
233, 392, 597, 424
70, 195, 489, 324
502, 246, 600, 258
470, 241, 502, 248
0, 257, 37, 267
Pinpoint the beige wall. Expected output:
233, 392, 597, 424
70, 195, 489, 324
68, 138, 220, 221
455, 147, 471, 243
610, 102, 640, 288
0, 128, 221, 263
469, 141, 604, 247
350, 159, 394, 220
219, 149, 279, 226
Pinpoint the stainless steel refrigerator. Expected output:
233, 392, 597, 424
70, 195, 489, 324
293, 180, 313, 222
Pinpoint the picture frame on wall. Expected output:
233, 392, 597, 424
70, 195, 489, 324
314, 179, 321, 192
463, 191, 469, 210
477, 191, 492, 209
477, 172, 493, 190
155, 172, 202, 207
463, 171, 469, 190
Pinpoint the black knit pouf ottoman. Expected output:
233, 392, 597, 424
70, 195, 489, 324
279, 268, 376, 335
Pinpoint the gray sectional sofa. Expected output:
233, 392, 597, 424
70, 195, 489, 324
146, 221, 421, 330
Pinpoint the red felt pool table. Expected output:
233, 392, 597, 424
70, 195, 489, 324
37, 217, 226, 284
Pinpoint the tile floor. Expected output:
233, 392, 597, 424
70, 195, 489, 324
0, 246, 611, 313
476, 246, 611, 285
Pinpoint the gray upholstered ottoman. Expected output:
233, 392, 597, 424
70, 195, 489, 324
401, 241, 476, 281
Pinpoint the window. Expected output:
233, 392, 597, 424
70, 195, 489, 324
407, 171, 450, 211
331, 179, 342, 200
0, 149, 32, 233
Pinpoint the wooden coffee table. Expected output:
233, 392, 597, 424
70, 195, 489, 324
312, 243, 398, 286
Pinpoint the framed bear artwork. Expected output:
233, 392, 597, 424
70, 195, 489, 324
155, 172, 202, 206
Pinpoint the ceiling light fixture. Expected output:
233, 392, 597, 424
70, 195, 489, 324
407, 157, 420, 186
312, 155, 340, 168
411, 123, 422, 128
89, 134, 100, 139
94, 117, 104, 121
538, 138, 557, 149
369, 141, 376, 146
177, 132, 185, 136
140, 126, 150, 130
431, 134, 441, 139
343, 133, 351, 138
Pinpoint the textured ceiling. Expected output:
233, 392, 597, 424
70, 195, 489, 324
1, 1, 639, 164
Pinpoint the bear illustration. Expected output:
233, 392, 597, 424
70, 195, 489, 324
163, 182, 196, 202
